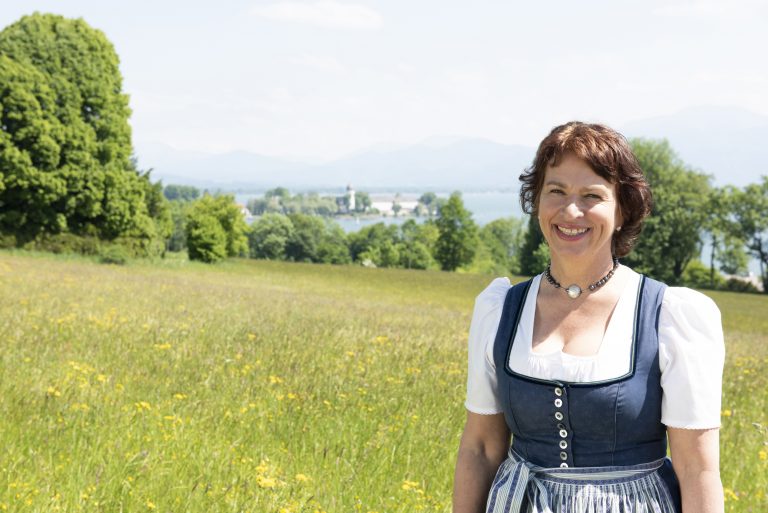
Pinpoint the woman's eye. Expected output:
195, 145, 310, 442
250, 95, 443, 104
586, 194, 602, 200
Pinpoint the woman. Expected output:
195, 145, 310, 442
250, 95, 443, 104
453, 122, 724, 513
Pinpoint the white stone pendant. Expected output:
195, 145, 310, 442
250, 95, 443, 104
565, 285, 582, 299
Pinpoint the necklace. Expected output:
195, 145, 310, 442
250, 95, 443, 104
544, 257, 619, 299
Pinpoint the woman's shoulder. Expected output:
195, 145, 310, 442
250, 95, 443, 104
474, 277, 512, 311
661, 286, 720, 316
658, 286, 723, 348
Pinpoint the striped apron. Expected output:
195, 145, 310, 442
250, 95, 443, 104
487, 449, 677, 513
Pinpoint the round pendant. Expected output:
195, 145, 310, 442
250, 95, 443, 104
565, 285, 582, 299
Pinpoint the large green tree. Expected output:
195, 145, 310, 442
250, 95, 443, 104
0, 13, 166, 252
731, 176, 768, 292
624, 139, 711, 284
434, 192, 478, 271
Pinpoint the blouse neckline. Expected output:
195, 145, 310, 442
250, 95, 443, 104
523, 268, 639, 360
506, 268, 644, 384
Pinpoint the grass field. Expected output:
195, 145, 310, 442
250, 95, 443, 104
0, 251, 766, 512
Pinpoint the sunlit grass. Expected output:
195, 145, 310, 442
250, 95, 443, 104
0, 251, 765, 512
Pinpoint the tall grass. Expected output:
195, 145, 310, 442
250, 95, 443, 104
0, 251, 765, 512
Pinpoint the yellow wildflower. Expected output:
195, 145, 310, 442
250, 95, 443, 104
256, 476, 277, 489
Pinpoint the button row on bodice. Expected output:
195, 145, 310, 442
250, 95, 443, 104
554, 386, 570, 468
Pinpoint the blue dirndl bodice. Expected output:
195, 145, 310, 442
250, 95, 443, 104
487, 276, 682, 513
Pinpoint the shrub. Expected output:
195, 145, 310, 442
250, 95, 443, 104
681, 260, 725, 290
98, 245, 130, 265
723, 277, 761, 294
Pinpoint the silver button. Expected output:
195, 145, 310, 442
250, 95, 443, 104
560, 451, 568, 460
554, 398, 563, 408
559, 440, 568, 449
554, 387, 563, 397
559, 429, 568, 438
555, 412, 564, 421
560, 463, 569, 468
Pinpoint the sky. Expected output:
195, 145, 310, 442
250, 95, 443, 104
2, 0, 767, 163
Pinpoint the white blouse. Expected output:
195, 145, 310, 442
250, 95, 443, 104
465, 269, 725, 429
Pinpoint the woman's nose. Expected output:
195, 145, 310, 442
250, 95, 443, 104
563, 198, 584, 218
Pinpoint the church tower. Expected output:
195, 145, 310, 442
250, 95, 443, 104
346, 184, 356, 212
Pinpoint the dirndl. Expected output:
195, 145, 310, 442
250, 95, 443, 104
486, 449, 678, 513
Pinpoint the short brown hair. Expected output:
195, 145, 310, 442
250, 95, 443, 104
519, 121, 652, 257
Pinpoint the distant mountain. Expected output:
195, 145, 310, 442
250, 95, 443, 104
620, 106, 768, 187
320, 138, 532, 189
136, 139, 534, 191
135, 142, 318, 189
136, 106, 768, 190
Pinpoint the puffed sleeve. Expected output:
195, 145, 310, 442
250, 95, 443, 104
465, 277, 510, 415
659, 287, 725, 429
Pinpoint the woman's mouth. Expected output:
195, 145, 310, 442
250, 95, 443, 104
554, 225, 590, 239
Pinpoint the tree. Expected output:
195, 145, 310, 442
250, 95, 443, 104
480, 217, 526, 274
623, 139, 711, 285
141, 176, 172, 254
398, 240, 435, 270
285, 213, 326, 262
418, 192, 438, 216
164, 184, 200, 202
354, 191, 371, 213
0, 13, 165, 253
434, 192, 478, 271
248, 213, 294, 260
703, 186, 748, 284
317, 222, 351, 264
265, 187, 290, 201
185, 195, 248, 262
284, 213, 350, 264
519, 217, 548, 275
731, 176, 768, 292
167, 200, 190, 252
186, 213, 227, 263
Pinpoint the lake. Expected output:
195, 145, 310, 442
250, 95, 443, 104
235, 190, 523, 232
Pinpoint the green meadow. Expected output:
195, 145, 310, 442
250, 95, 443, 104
0, 251, 765, 512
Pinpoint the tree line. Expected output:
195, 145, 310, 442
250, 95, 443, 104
0, 13, 766, 292
163, 149, 768, 294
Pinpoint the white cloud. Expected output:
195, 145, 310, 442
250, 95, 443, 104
250, 1, 383, 30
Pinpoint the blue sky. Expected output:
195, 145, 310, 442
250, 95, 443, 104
2, 0, 767, 162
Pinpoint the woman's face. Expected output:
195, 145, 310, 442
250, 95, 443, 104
537, 153, 622, 265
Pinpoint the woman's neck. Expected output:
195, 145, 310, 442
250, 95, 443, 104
548, 255, 617, 288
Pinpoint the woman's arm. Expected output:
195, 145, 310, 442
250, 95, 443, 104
668, 427, 723, 513
453, 411, 510, 513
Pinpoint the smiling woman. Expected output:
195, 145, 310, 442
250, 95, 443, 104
453, 122, 725, 513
